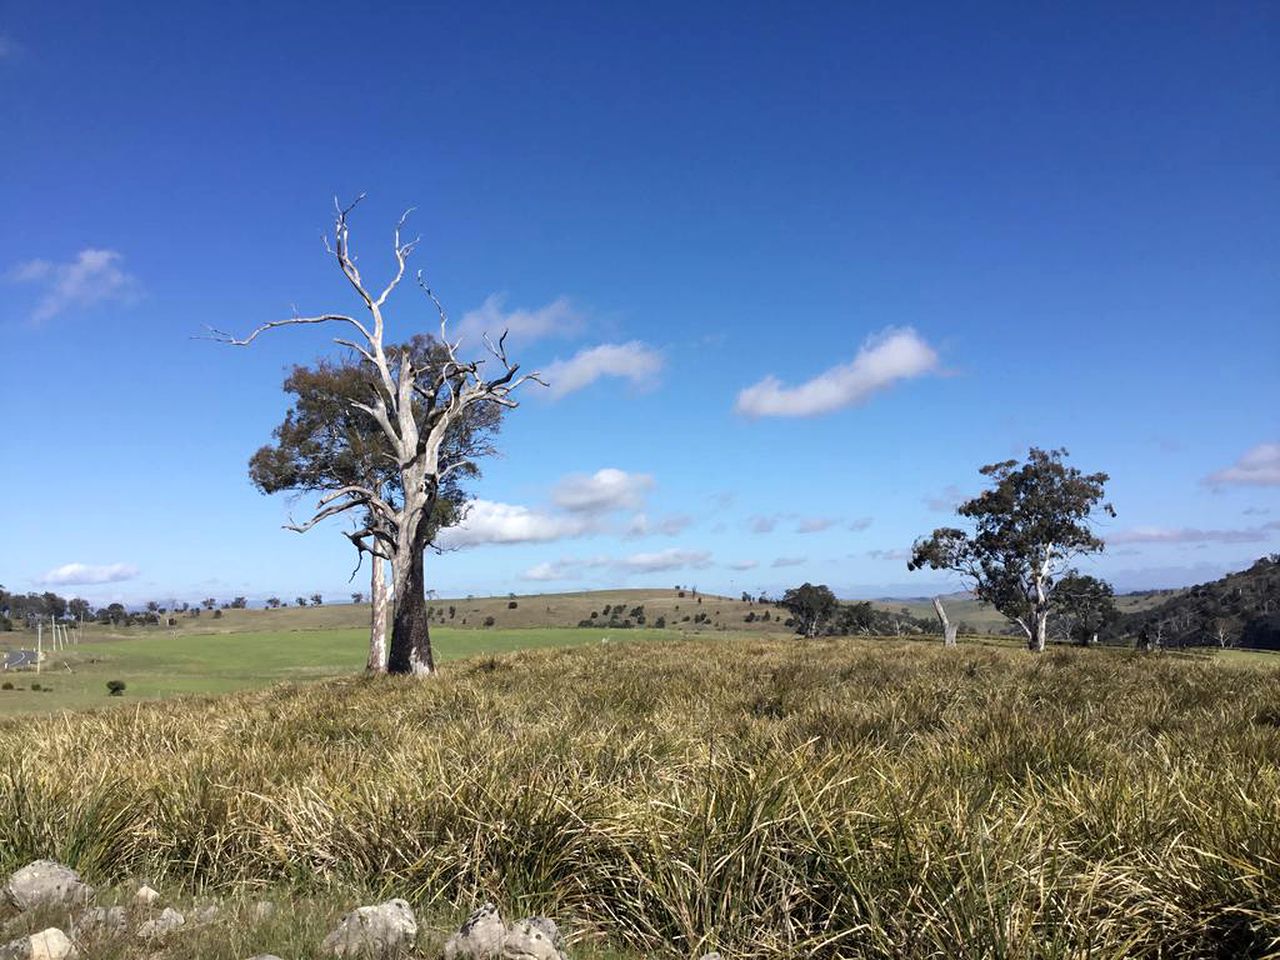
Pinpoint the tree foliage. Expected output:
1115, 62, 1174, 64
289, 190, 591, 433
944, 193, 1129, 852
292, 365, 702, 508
909, 447, 1114, 651
779, 583, 839, 638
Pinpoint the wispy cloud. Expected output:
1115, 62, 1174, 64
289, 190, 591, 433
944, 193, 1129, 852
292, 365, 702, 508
866, 548, 911, 562
6, 249, 140, 324
1204, 443, 1280, 489
925, 484, 966, 512
735, 327, 939, 418
1108, 521, 1280, 545
625, 513, 693, 538
552, 468, 653, 513
771, 556, 807, 568
437, 500, 593, 549
616, 548, 713, 573
39, 562, 139, 586
454, 293, 584, 346
543, 341, 664, 399
749, 515, 780, 534
726, 560, 759, 571
796, 517, 838, 534
847, 517, 873, 532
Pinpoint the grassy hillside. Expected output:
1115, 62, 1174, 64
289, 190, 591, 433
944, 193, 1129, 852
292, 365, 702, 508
0, 638, 1276, 958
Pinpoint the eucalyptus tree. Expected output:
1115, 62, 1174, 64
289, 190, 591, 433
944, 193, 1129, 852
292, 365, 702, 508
213, 197, 541, 675
908, 447, 1115, 652
1053, 572, 1118, 646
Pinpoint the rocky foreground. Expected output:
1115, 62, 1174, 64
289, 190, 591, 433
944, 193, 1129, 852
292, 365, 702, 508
0, 859, 723, 960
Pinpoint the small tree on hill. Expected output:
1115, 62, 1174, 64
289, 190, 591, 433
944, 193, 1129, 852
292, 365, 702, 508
909, 447, 1114, 653
780, 583, 839, 638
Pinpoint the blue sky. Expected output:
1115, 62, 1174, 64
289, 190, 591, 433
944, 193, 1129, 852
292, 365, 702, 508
2, 2, 1277, 606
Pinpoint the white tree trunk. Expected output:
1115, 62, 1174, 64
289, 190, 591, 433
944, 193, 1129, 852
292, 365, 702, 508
932, 597, 957, 648
1031, 608, 1049, 653
366, 553, 388, 674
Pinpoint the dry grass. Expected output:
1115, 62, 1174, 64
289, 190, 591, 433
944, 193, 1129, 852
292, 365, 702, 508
0, 638, 1277, 958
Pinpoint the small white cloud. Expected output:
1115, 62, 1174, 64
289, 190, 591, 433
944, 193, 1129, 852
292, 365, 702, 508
7, 248, 140, 324
1108, 522, 1280, 545
436, 500, 592, 549
520, 561, 575, 582
625, 513, 693, 538
552, 468, 654, 513
616, 548, 713, 573
866, 548, 911, 561
454, 293, 584, 346
771, 556, 807, 568
735, 327, 939, 418
727, 560, 759, 571
847, 517, 873, 532
925, 485, 966, 512
543, 341, 664, 399
796, 517, 837, 534
39, 562, 139, 586
749, 515, 780, 534
1204, 443, 1280, 488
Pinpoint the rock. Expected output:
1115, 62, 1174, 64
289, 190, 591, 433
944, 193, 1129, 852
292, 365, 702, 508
192, 903, 220, 926
699, 954, 723, 960
136, 906, 186, 941
0, 928, 78, 960
321, 898, 417, 957
444, 902, 505, 960
503, 916, 566, 960
134, 884, 161, 905
4, 861, 93, 911
71, 906, 127, 937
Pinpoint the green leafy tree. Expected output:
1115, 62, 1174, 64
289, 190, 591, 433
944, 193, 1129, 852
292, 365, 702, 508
909, 448, 1114, 652
779, 583, 839, 638
1054, 572, 1119, 645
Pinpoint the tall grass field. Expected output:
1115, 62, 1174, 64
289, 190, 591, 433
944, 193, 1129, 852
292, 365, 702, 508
0, 638, 1277, 958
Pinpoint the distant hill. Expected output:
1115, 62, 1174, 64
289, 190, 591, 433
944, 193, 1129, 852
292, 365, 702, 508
1119, 555, 1280, 649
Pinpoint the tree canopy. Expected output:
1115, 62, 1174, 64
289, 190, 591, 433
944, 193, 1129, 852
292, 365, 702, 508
909, 447, 1115, 652
779, 583, 839, 638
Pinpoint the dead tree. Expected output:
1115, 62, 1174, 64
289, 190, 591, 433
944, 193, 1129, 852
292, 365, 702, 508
931, 596, 958, 647
211, 197, 542, 675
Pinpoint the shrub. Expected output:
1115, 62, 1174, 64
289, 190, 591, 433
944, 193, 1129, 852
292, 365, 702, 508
106, 680, 126, 696
483, 616, 496, 628
507, 601, 518, 609
0, 682, 12, 691
29, 683, 41, 692
212, 609, 223, 619
654, 616, 666, 629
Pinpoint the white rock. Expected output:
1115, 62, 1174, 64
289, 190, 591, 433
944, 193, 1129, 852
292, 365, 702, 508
4, 862, 93, 911
136, 906, 186, 941
444, 902, 505, 960
503, 916, 565, 960
192, 903, 220, 926
321, 898, 417, 957
134, 884, 161, 905
0, 928, 78, 960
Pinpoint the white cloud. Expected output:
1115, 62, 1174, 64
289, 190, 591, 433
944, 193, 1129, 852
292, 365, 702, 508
436, 500, 592, 549
1204, 443, 1280, 488
454, 293, 584, 346
771, 556, 807, 568
520, 561, 577, 582
749, 515, 780, 534
735, 327, 939, 418
1107, 522, 1280, 545
848, 517, 873, 532
553, 468, 654, 513
797, 517, 838, 534
39, 562, 139, 586
727, 560, 759, 571
6, 249, 139, 324
543, 341, 664, 399
616, 548, 713, 573
925, 484, 966, 512
625, 513, 693, 538
866, 548, 911, 562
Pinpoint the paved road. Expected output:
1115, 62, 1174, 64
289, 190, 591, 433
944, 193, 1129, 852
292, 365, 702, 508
2, 650, 37, 669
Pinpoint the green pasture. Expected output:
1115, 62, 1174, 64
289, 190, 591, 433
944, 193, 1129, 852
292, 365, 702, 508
0, 626, 679, 716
